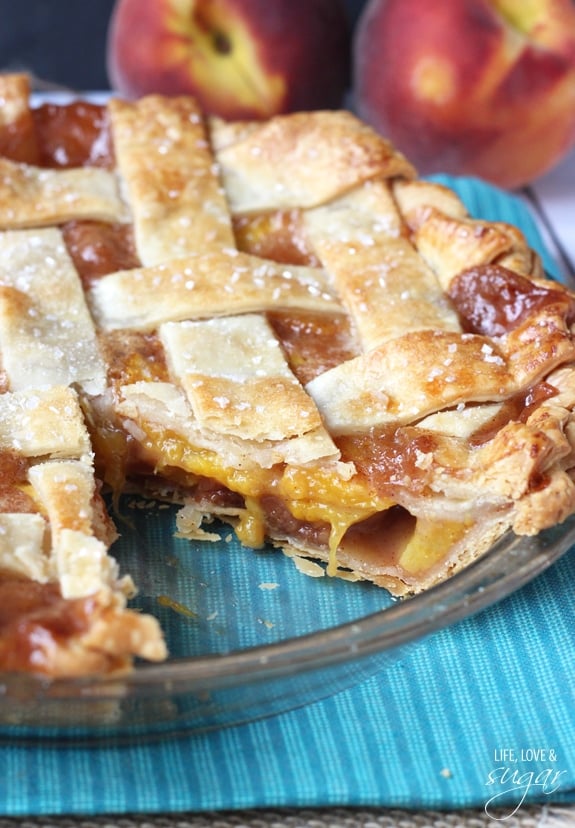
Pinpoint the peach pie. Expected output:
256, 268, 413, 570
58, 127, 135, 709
0, 73, 574, 677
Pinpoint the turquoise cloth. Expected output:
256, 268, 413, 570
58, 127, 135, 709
1, 179, 574, 818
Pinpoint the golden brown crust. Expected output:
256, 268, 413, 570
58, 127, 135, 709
0, 386, 92, 459
88, 249, 341, 332
0, 228, 106, 393
109, 95, 236, 266
303, 179, 461, 350
160, 315, 326, 443
0, 159, 128, 229
213, 109, 417, 213
0, 77, 575, 678
0, 583, 166, 677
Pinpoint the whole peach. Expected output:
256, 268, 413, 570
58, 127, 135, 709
107, 0, 351, 120
353, 0, 575, 188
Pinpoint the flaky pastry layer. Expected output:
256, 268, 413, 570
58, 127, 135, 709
0, 73, 573, 675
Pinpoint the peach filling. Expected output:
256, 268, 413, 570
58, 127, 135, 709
13, 101, 556, 583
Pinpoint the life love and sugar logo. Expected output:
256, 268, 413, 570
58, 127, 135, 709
484, 746, 568, 820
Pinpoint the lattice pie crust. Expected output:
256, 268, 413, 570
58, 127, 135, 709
0, 73, 574, 676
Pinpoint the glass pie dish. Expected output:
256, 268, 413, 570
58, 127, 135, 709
0, 87, 573, 744
0, 495, 573, 744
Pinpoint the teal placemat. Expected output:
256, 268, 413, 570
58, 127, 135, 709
1, 179, 574, 819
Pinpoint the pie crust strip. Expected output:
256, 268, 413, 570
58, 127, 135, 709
109, 96, 236, 267
88, 249, 342, 332
0, 228, 106, 393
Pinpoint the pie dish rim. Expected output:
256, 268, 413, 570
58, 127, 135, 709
0, 90, 572, 736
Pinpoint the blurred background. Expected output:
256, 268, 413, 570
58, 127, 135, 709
0, 0, 368, 90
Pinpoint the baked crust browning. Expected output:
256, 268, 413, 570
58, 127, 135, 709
88, 249, 341, 331
212, 109, 417, 213
109, 96, 236, 265
0, 72, 573, 674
